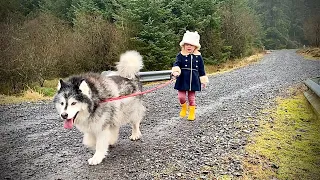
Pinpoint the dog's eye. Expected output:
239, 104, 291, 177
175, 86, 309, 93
60, 102, 64, 105
71, 102, 77, 105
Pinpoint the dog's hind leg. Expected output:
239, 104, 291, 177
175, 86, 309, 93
128, 101, 145, 141
83, 133, 96, 149
108, 126, 120, 146
129, 106, 144, 140
130, 120, 142, 140
88, 129, 111, 165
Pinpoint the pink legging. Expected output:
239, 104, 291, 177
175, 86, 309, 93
178, 90, 196, 106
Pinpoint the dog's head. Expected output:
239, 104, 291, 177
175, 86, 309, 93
53, 77, 93, 129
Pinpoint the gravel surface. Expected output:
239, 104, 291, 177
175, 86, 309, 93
0, 50, 319, 179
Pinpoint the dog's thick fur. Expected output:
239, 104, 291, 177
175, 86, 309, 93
53, 51, 145, 165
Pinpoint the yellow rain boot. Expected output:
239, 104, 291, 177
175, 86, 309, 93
179, 103, 188, 118
188, 106, 196, 121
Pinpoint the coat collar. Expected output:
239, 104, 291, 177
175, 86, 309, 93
180, 49, 201, 56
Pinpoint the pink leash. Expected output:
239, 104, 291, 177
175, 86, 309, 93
100, 79, 174, 103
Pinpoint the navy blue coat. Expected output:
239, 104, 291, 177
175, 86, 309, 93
173, 52, 206, 91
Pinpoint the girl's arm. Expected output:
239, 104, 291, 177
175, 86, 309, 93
198, 56, 209, 85
172, 55, 181, 76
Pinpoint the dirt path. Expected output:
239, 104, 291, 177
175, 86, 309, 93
1, 50, 319, 179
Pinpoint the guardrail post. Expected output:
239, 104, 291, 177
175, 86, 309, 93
304, 77, 320, 118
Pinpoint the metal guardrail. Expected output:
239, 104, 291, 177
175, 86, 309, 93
304, 77, 320, 118
138, 70, 172, 82
102, 70, 172, 82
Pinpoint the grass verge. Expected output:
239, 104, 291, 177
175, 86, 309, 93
243, 87, 320, 179
297, 48, 320, 60
206, 53, 264, 75
0, 89, 52, 104
0, 79, 58, 105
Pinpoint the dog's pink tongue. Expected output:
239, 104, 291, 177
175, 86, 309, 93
64, 119, 73, 129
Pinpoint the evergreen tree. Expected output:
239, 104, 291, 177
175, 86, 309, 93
254, 0, 291, 49
220, 0, 262, 58
116, 0, 177, 71
287, 0, 307, 47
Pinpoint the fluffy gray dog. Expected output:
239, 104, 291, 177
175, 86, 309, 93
53, 51, 146, 165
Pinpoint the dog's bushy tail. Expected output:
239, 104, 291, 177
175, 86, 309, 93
116, 50, 143, 79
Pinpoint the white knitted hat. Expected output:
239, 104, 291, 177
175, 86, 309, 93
179, 31, 201, 49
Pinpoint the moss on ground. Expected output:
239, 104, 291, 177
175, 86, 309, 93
243, 91, 320, 179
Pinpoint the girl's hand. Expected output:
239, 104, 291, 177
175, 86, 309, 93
201, 83, 206, 88
172, 71, 179, 77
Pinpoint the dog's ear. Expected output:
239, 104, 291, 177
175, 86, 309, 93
57, 79, 66, 90
79, 79, 91, 98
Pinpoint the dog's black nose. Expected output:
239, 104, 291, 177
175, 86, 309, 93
61, 112, 68, 119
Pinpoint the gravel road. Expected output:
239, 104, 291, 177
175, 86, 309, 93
0, 50, 319, 179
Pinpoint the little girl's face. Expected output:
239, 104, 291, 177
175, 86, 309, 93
184, 43, 196, 53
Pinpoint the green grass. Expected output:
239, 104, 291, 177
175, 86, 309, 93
243, 90, 320, 179
0, 79, 58, 104
0, 89, 52, 104
34, 86, 56, 97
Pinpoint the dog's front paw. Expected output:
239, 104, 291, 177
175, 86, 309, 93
88, 154, 104, 165
129, 131, 142, 141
